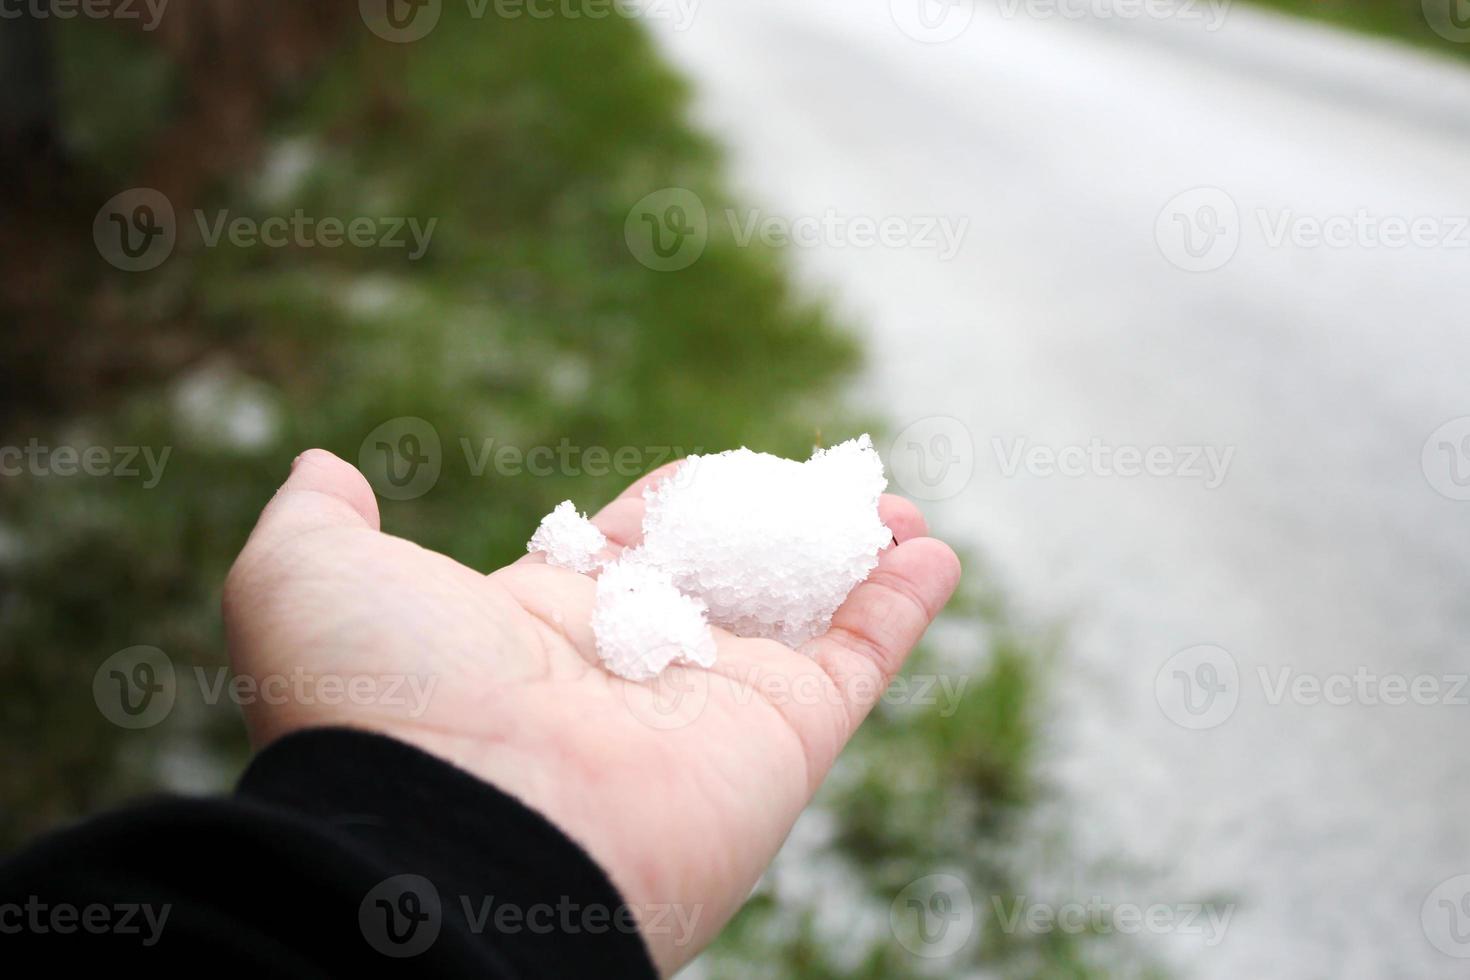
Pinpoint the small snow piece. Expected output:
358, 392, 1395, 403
526, 435, 891, 680
526, 500, 607, 573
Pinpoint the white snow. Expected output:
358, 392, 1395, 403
633, 434, 890, 648
526, 500, 607, 573
590, 560, 718, 682
526, 435, 891, 680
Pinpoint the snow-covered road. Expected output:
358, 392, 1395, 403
648, 2, 1470, 976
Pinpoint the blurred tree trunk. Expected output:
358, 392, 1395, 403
0, 1, 355, 430
0, 13, 74, 427
144, 0, 355, 205
0, 13, 62, 182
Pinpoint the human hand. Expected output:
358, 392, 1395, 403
222, 449, 961, 975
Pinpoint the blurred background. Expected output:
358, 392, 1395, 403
3, 0, 1469, 976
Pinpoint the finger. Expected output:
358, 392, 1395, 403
588, 496, 646, 552
525, 470, 925, 569
610, 468, 923, 547
804, 536, 961, 736
520, 461, 689, 567
223, 450, 382, 646
244, 449, 381, 553
623, 463, 922, 527
517, 495, 647, 567
879, 494, 928, 543
615, 460, 686, 502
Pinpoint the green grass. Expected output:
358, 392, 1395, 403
1248, 0, 1470, 60
702, 587, 1172, 979
2, 6, 860, 848
2, 7, 1169, 976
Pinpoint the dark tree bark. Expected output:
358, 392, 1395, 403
0, 13, 62, 187
0, 1, 358, 428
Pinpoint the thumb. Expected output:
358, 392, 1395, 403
223, 446, 381, 616
223, 450, 381, 614
246, 448, 382, 550
222, 449, 381, 744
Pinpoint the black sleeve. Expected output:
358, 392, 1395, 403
0, 727, 659, 978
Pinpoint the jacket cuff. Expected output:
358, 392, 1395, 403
237, 726, 658, 978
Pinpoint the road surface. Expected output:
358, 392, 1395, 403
647, 1, 1470, 976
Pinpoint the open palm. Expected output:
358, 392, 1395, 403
223, 449, 960, 975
